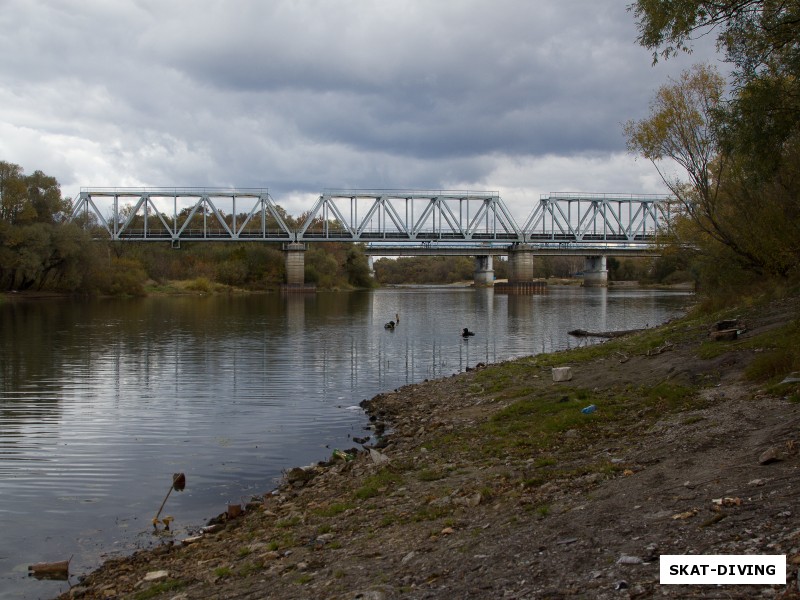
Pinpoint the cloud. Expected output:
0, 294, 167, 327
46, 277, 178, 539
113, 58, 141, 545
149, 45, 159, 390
0, 0, 721, 218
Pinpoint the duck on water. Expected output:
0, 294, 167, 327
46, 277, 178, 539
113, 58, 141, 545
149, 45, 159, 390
462, 328, 475, 337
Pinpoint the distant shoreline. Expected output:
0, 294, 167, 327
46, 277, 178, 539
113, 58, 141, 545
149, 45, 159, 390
0, 279, 695, 303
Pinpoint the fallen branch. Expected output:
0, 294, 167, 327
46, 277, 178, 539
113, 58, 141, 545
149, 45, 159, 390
646, 340, 674, 356
613, 351, 630, 363
568, 328, 644, 338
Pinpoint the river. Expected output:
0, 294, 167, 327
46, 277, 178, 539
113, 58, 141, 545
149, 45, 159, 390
0, 285, 692, 599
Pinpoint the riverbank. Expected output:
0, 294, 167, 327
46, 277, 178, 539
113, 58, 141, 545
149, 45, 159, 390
56, 295, 799, 599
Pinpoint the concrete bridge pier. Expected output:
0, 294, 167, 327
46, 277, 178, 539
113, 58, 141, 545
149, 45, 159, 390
284, 242, 307, 287
473, 255, 494, 287
368, 256, 375, 278
508, 245, 535, 282
582, 255, 608, 287
495, 245, 546, 294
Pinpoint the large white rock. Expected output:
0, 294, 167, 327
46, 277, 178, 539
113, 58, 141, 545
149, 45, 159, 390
551, 366, 573, 382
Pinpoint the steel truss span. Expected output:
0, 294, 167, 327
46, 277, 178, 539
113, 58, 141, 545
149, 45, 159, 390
69, 188, 293, 245
522, 192, 676, 245
297, 189, 520, 242
69, 188, 674, 249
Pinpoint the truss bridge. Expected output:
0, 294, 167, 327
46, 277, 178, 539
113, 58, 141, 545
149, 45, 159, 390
69, 188, 675, 288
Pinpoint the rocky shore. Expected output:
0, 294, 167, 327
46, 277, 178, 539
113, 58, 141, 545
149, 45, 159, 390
57, 297, 800, 599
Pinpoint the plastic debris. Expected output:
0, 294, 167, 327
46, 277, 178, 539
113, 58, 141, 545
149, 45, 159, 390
711, 497, 742, 507
332, 449, 356, 462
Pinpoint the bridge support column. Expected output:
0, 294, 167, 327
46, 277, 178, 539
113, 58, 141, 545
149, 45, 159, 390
495, 245, 546, 294
368, 256, 375, 278
582, 255, 608, 287
508, 245, 535, 282
284, 242, 307, 287
474, 255, 494, 287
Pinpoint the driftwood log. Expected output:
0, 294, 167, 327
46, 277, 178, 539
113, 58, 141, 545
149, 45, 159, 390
28, 559, 69, 580
568, 328, 644, 338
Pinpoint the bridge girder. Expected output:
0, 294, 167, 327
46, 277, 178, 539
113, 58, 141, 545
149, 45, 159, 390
362, 244, 660, 257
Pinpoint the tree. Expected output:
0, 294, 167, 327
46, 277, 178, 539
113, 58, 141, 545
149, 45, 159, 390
0, 161, 30, 224
631, 1, 800, 177
628, 2, 800, 281
630, 1, 800, 75
26, 170, 70, 224
625, 66, 746, 261
344, 245, 375, 288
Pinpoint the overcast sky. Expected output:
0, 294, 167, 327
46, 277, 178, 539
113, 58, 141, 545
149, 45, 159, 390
0, 0, 720, 221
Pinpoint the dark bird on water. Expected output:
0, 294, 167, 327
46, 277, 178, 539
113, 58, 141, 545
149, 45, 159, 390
384, 321, 395, 330
462, 328, 475, 337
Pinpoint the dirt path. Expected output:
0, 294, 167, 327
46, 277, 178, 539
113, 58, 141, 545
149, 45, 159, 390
57, 297, 800, 599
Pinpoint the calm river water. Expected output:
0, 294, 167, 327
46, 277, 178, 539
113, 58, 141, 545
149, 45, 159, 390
0, 286, 692, 599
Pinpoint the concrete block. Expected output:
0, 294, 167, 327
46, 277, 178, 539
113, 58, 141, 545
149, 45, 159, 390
552, 366, 572, 382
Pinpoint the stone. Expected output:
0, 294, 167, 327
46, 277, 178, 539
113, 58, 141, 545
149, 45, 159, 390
143, 570, 169, 582
286, 467, 316, 484
709, 329, 738, 341
465, 492, 483, 507
552, 367, 573, 382
759, 447, 782, 465
182, 535, 203, 545
369, 448, 390, 465
351, 592, 386, 600
780, 372, 800, 384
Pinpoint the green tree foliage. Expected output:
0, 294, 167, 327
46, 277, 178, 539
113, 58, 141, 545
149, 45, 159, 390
629, 1, 800, 287
375, 256, 477, 284
0, 162, 101, 292
650, 245, 696, 284
0, 162, 29, 224
625, 63, 800, 282
345, 246, 375, 288
632, 1, 800, 174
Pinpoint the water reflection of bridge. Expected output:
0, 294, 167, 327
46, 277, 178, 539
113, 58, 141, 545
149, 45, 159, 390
70, 188, 674, 288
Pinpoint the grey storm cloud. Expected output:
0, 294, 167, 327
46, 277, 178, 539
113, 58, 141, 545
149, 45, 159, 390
0, 0, 718, 214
